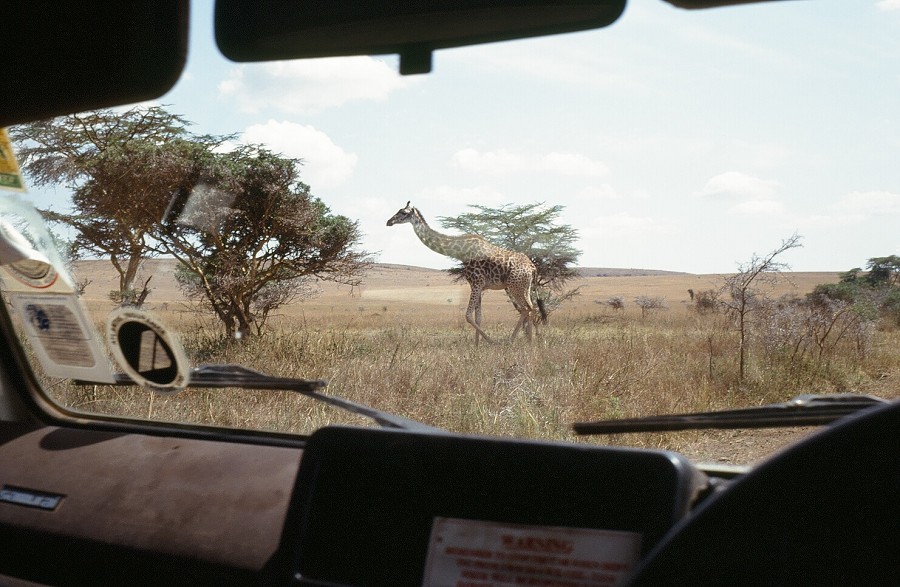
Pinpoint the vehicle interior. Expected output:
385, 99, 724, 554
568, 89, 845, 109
1, 1, 898, 586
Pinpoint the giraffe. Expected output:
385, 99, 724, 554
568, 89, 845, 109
387, 202, 545, 345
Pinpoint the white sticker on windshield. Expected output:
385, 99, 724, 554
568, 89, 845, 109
0, 197, 77, 294
422, 517, 641, 587
107, 308, 189, 394
9, 293, 115, 383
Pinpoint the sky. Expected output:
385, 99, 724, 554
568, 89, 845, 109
30, 0, 900, 274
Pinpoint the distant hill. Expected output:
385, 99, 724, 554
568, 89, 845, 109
576, 267, 689, 278
73, 259, 840, 308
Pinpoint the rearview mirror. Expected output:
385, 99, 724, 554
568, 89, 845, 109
215, 0, 626, 74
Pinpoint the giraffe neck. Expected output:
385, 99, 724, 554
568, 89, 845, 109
409, 209, 495, 261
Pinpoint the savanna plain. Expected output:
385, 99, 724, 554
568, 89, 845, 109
50, 260, 900, 466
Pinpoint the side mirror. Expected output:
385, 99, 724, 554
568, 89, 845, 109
107, 309, 189, 394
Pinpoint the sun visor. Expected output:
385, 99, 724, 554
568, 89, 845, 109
2, 2, 188, 127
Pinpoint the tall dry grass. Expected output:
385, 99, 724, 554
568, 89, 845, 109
46, 297, 900, 461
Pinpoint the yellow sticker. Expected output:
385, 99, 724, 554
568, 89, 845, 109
0, 128, 26, 192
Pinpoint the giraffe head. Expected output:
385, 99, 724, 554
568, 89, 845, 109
386, 201, 416, 226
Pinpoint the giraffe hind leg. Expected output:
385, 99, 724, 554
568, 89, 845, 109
508, 291, 535, 343
511, 311, 528, 340
511, 309, 533, 342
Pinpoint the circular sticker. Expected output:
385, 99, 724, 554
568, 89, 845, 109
0, 218, 58, 288
107, 308, 189, 394
5, 259, 58, 288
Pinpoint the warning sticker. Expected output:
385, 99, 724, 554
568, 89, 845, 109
9, 293, 114, 383
422, 518, 641, 587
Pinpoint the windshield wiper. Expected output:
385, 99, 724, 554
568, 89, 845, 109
572, 394, 890, 435
77, 364, 440, 432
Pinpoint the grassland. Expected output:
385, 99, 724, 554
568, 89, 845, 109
47, 261, 899, 465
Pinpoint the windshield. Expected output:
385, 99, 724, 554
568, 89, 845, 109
2, 0, 898, 465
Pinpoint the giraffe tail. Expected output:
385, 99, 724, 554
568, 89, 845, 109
536, 297, 548, 325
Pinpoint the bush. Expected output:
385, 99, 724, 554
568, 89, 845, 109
606, 296, 624, 311
694, 289, 718, 314
880, 288, 900, 327
634, 295, 667, 319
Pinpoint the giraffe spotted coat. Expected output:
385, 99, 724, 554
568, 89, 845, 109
387, 202, 541, 344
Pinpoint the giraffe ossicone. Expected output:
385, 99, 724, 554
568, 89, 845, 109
387, 202, 544, 345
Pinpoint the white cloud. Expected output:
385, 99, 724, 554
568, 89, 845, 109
575, 184, 620, 200
728, 140, 795, 170
798, 213, 865, 230
782, 190, 900, 239
417, 185, 507, 208
695, 171, 781, 201
452, 148, 524, 175
242, 120, 357, 188
728, 199, 785, 216
540, 152, 610, 177
876, 0, 900, 11
451, 148, 609, 178
833, 190, 900, 215
449, 36, 637, 92
218, 57, 411, 114
582, 212, 672, 239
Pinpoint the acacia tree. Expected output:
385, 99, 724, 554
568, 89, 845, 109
634, 295, 667, 319
865, 255, 900, 287
10, 106, 232, 304
160, 145, 369, 339
812, 254, 900, 328
438, 202, 581, 315
720, 233, 802, 382
12, 106, 369, 335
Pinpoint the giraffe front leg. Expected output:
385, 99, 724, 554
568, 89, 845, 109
466, 288, 492, 345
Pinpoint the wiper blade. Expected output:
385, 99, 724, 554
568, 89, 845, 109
572, 394, 889, 435
190, 364, 440, 432
79, 364, 440, 432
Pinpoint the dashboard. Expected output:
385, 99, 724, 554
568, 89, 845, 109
0, 422, 705, 586
0, 400, 897, 585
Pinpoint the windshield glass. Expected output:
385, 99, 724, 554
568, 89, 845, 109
3, 0, 898, 464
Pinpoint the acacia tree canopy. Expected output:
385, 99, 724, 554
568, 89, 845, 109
812, 254, 900, 327
10, 106, 233, 302
160, 144, 369, 339
865, 255, 900, 287
12, 106, 370, 337
438, 202, 582, 314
